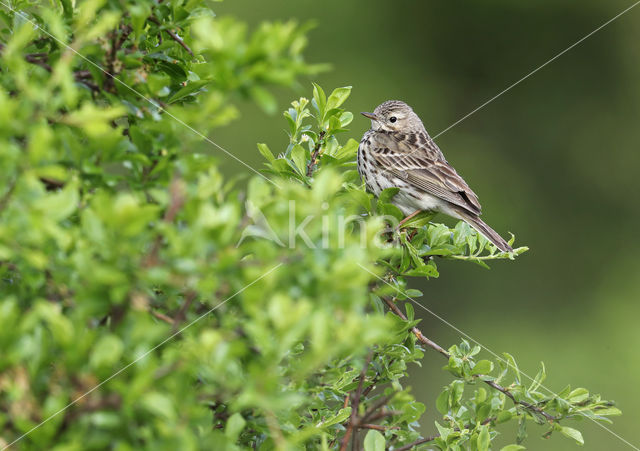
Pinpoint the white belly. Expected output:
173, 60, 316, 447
393, 189, 460, 218
358, 140, 461, 219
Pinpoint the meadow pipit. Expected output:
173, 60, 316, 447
358, 100, 512, 252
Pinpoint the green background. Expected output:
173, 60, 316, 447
212, 1, 640, 449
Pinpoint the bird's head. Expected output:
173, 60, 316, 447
361, 100, 424, 133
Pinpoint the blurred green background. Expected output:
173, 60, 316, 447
213, 1, 640, 449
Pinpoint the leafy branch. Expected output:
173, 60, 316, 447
257, 85, 620, 449
0, 0, 623, 446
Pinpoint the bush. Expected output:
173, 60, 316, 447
0, 1, 620, 450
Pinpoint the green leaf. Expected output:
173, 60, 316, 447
378, 187, 400, 204
312, 82, 327, 117
325, 86, 352, 111
140, 392, 176, 421
568, 388, 589, 403
34, 179, 79, 221
593, 406, 622, 416
89, 334, 123, 369
291, 144, 308, 175
157, 61, 187, 80
339, 111, 353, 127
404, 302, 415, 321
129, 3, 152, 38
225, 413, 246, 440
250, 85, 278, 114
434, 421, 452, 442
428, 223, 452, 247
345, 187, 372, 212
404, 264, 439, 278
529, 362, 546, 392
363, 429, 385, 451
496, 411, 513, 424
517, 416, 528, 444
500, 446, 526, 451
257, 143, 276, 163
471, 360, 494, 376
477, 425, 490, 451
503, 352, 521, 384
321, 408, 351, 427
168, 80, 211, 103
335, 138, 359, 160
436, 389, 449, 415
559, 426, 584, 445
400, 211, 436, 229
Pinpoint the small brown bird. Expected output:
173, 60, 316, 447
358, 100, 512, 252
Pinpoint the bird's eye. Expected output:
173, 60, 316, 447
389, 116, 397, 123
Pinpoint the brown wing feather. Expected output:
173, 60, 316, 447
369, 131, 482, 215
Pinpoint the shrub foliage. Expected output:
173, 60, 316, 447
0, 1, 619, 450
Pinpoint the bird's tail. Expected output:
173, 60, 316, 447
455, 210, 513, 253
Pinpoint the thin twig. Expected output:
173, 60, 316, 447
172, 290, 196, 333
394, 434, 439, 451
143, 176, 186, 267
104, 24, 132, 92
306, 131, 326, 177
24, 52, 52, 71
360, 392, 396, 424
264, 409, 286, 450
0, 177, 17, 217
340, 350, 373, 451
362, 409, 402, 424
381, 297, 448, 357
394, 417, 496, 451
151, 310, 174, 325
0, 43, 101, 92
381, 296, 558, 422
148, 16, 194, 56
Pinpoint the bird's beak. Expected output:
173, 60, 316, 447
360, 112, 378, 121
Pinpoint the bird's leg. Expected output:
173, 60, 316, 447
396, 210, 422, 229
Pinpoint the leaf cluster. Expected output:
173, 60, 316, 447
0, 2, 620, 450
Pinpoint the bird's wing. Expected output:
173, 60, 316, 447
369, 131, 482, 215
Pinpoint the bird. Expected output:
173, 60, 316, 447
358, 100, 513, 252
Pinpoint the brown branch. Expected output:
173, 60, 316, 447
38, 176, 66, 191
163, 177, 186, 222
335, 353, 402, 449
151, 310, 174, 325
381, 297, 448, 357
361, 409, 402, 424
104, 24, 132, 92
340, 350, 373, 451
264, 409, 286, 450
381, 296, 558, 422
148, 16, 194, 56
25, 52, 52, 71
360, 356, 392, 398
0, 177, 17, 217
306, 131, 326, 177
0, 42, 50, 71
394, 434, 439, 451
143, 176, 186, 267
172, 290, 196, 332
360, 392, 396, 424
484, 379, 556, 422
74, 74, 100, 93
393, 417, 495, 451
1, 42, 100, 92
63, 393, 121, 425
